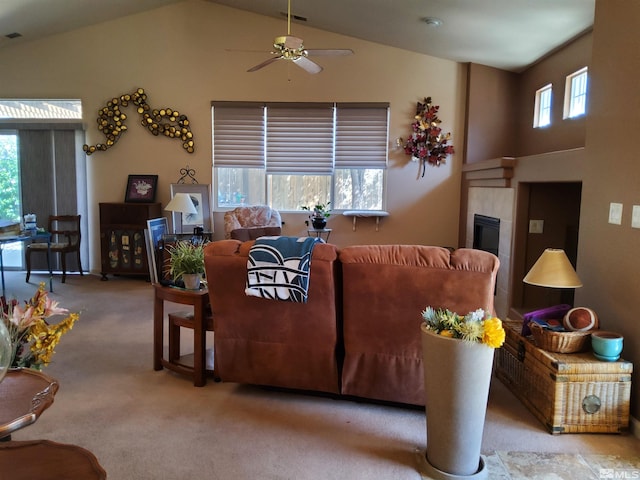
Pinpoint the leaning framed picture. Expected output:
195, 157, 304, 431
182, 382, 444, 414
125, 174, 158, 203
169, 183, 213, 233
145, 217, 169, 284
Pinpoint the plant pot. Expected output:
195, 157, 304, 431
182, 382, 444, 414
312, 218, 327, 230
591, 331, 624, 361
182, 273, 201, 290
420, 324, 494, 479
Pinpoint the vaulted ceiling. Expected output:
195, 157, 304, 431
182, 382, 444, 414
0, 0, 594, 72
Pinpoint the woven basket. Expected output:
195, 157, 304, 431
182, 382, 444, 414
529, 322, 591, 353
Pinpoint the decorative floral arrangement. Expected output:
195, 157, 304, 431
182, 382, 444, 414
1, 283, 80, 369
421, 307, 505, 349
403, 97, 455, 178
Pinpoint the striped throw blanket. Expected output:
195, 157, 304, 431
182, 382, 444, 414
245, 236, 322, 303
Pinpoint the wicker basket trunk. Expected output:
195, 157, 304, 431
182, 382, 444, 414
495, 320, 632, 434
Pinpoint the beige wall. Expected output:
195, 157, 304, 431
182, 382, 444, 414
465, 63, 518, 164
0, 0, 466, 271
577, 0, 640, 419
515, 32, 591, 156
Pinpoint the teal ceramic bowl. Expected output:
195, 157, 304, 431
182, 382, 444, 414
591, 331, 623, 361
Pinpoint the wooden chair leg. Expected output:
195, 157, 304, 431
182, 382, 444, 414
25, 249, 31, 282
77, 250, 84, 276
60, 253, 67, 283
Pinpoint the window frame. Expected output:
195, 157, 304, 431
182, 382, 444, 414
533, 83, 552, 128
563, 67, 588, 119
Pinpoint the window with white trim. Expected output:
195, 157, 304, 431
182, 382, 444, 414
212, 102, 388, 212
564, 67, 588, 119
533, 84, 552, 128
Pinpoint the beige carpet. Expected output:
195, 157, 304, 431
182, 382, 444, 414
4, 271, 639, 480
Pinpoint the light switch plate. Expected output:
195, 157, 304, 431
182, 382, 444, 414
529, 219, 544, 234
609, 202, 623, 225
632, 205, 640, 228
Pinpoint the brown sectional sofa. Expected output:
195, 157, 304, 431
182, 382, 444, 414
204, 240, 499, 406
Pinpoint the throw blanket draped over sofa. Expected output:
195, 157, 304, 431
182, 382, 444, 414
204, 240, 499, 406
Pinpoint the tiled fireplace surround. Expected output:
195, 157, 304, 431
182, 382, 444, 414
465, 187, 514, 319
463, 158, 517, 319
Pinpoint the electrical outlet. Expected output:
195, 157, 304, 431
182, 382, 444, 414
608, 202, 623, 225
632, 205, 640, 228
529, 219, 544, 234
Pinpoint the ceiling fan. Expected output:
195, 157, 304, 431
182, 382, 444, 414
246, 0, 353, 74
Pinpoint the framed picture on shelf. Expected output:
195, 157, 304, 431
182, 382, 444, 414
169, 183, 213, 233
125, 174, 159, 203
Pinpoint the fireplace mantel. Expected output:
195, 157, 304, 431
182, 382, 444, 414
462, 157, 517, 187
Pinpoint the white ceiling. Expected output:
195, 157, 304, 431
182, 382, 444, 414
0, 0, 594, 72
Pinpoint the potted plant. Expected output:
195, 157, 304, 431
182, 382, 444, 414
301, 202, 331, 230
167, 241, 205, 290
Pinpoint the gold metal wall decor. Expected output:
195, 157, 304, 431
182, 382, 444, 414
83, 88, 195, 155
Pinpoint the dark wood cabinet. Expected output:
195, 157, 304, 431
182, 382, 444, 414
99, 202, 162, 280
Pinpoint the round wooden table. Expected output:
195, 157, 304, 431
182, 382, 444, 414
0, 368, 58, 439
0, 439, 106, 480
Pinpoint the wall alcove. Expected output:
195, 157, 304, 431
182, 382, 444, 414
511, 181, 582, 311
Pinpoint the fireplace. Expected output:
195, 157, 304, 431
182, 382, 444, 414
473, 214, 500, 256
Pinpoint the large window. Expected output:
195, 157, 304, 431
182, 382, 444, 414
564, 67, 588, 119
533, 84, 552, 128
212, 102, 388, 212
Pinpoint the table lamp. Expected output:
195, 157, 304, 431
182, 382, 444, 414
165, 193, 197, 234
522, 248, 582, 335
523, 248, 582, 288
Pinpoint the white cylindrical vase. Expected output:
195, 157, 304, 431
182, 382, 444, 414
420, 323, 494, 479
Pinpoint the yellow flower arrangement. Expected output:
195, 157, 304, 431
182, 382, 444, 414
1, 282, 80, 369
421, 307, 505, 349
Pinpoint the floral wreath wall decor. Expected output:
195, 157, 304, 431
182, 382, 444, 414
402, 97, 455, 179
83, 88, 195, 155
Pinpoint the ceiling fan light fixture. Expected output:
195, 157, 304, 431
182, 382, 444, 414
422, 17, 443, 27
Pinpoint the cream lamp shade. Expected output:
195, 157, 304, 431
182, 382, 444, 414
165, 193, 197, 233
523, 248, 583, 288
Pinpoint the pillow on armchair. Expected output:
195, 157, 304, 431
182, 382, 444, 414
224, 206, 282, 241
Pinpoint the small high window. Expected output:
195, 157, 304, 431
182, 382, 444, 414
533, 84, 552, 128
564, 67, 588, 119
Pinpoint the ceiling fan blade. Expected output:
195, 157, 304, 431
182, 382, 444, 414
293, 56, 323, 74
247, 56, 281, 72
306, 49, 354, 57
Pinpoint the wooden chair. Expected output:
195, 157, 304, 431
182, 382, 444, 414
26, 215, 83, 283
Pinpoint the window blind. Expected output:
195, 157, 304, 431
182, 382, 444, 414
266, 103, 334, 175
335, 103, 389, 169
212, 103, 264, 168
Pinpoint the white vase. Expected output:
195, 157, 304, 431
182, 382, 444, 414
182, 273, 201, 290
420, 324, 494, 479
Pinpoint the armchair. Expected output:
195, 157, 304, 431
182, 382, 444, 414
223, 206, 282, 241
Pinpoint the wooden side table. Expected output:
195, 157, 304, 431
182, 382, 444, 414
0, 368, 59, 440
153, 285, 212, 386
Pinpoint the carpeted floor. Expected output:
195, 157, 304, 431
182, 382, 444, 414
4, 271, 640, 479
